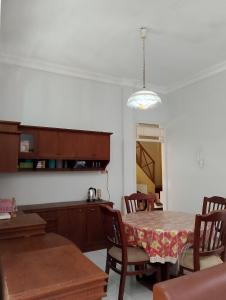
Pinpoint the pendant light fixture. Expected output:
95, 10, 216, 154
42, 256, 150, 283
127, 27, 161, 110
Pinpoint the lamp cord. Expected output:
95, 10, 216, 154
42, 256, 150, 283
106, 170, 110, 200
142, 33, 146, 89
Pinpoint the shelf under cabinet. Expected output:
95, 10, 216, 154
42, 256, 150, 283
18, 158, 108, 172
17, 168, 105, 172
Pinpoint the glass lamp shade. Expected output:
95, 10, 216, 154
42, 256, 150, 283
127, 89, 161, 110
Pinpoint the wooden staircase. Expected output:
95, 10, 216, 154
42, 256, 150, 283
136, 142, 155, 184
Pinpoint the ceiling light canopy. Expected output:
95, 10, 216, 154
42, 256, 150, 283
127, 27, 161, 110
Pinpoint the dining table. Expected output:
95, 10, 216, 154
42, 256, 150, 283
123, 210, 195, 265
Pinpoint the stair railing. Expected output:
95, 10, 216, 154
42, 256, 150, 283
136, 142, 155, 183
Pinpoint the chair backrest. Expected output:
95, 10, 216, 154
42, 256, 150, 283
100, 205, 128, 260
124, 192, 155, 214
202, 196, 226, 214
193, 210, 226, 271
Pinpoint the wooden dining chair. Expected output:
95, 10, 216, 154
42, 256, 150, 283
202, 196, 226, 214
124, 192, 155, 214
100, 205, 160, 300
179, 210, 226, 274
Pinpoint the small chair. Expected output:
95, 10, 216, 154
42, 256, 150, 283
124, 192, 155, 214
202, 196, 226, 214
179, 210, 226, 273
100, 205, 160, 300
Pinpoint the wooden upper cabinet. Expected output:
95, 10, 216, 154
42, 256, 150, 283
0, 121, 112, 172
0, 121, 20, 172
38, 129, 58, 158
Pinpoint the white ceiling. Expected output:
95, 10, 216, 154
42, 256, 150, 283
1, 0, 226, 92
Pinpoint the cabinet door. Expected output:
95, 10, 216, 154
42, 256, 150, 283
86, 205, 106, 251
38, 130, 58, 158
57, 207, 86, 250
90, 134, 110, 160
74, 133, 110, 160
73, 132, 92, 159
0, 132, 19, 172
19, 129, 38, 157
58, 131, 77, 158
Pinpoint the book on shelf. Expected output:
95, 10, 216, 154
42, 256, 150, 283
20, 140, 30, 152
36, 160, 46, 168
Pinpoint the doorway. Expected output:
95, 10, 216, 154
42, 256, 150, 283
136, 123, 165, 207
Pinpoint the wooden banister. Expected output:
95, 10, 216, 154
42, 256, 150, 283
136, 142, 155, 183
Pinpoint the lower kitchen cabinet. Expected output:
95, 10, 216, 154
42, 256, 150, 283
19, 200, 113, 252
57, 207, 86, 250
86, 205, 107, 251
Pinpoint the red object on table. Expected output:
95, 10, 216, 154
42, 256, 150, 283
0, 198, 16, 213
123, 210, 195, 264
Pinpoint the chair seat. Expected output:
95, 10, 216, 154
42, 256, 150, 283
180, 247, 223, 270
109, 246, 149, 263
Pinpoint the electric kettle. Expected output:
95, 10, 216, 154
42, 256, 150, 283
87, 187, 96, 202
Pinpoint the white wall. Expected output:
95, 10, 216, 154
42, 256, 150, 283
0, 62, 168, 210
166, 71, 226, 213
0, 63, 123, 208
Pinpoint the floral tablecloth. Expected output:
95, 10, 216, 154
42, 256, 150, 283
123, 211, 195, 263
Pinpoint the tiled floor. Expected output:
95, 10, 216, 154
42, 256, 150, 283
85, 249, 153, 300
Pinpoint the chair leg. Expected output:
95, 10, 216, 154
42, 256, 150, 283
105, 254, 110, 274
118, 266, 127, 300
135, 264, 144, 281
179, 265, 184, 276
105, 254, 110, 292
155, 265, 162, 282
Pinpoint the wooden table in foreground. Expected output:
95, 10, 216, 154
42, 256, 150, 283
0, 213, 46, 240
0, 233, 107, 300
